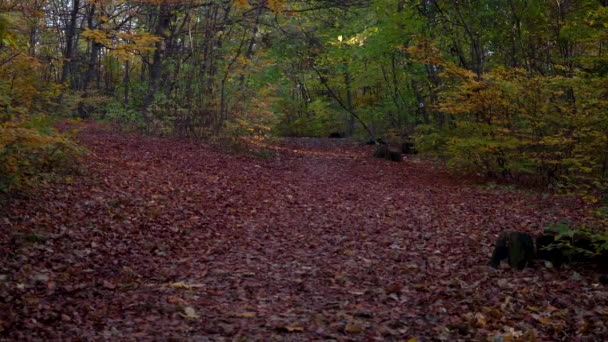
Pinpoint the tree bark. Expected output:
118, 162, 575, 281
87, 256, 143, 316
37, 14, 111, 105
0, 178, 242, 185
143, 2, 171, 115
58, 0, 80, 103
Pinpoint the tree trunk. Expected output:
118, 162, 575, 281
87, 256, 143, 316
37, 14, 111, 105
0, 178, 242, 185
58, 0, 80, 103
82, 2, 100, 92
143, 2, 171, 115
344, 64, 355, 136
123, 60, 130, 104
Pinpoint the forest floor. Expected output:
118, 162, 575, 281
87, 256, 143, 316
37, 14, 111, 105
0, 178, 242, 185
1, 122, 607, 340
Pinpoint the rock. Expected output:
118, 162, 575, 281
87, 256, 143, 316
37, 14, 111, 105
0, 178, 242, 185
489, 231, 535, 270
373, 145, 402, 162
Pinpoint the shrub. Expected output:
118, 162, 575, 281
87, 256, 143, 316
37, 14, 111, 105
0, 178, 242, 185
0, 117, 82, 194
540, 223, 608, 263
416, 67, 608, 198
104, 101, 142, 129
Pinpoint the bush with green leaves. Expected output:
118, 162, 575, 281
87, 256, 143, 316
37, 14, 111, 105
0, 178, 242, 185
104, 101, 142, 128
541, 223, 608, 263
415, 67, 608, 198
0, 117, 82, 193
274, 98, 345, 137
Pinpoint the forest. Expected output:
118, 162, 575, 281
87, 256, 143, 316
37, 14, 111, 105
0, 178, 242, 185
1, 0, 608, 340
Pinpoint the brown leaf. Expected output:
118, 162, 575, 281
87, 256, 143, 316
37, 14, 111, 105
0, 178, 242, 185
344, 322, 363, 334
102, 280, 116, 290
281, 326, 304, 333
237, 312, 257, 318
166, 296, 187, 305
180, 306, 199, 320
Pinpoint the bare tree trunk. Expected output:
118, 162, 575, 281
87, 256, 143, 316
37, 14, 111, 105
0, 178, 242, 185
58, 0, 80, 103
123, 60, 130, 104
82, 3, 101, 91
344, 64, 355, 136
143, 2, 171, 115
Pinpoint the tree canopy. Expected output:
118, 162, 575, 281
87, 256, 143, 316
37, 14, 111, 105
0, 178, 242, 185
1, 0, 607, 194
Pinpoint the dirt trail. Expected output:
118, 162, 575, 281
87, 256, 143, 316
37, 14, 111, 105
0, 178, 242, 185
1, 123, 606, 340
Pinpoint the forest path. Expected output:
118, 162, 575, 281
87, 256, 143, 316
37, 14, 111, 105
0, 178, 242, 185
1, 122, 606, 340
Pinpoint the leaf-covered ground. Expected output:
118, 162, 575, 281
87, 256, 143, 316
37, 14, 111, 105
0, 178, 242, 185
1, 123, 607, 340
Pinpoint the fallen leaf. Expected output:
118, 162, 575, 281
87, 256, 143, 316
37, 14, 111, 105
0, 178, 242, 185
102, 280, 116, 290
181, 306, 199, 320
3, 122, 603, 340
168, 282, 203, 289
167, 296, 187, 305
344, 322, 363, 334
474, 313, 487, 328
284, 326, 304, 332
169, 282, 191, 289
238, 312, 257, 318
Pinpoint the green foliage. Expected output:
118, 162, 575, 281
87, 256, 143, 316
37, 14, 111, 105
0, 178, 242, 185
543, 223, 608, 261
0, 54, 54, 122
78, 92, 113, 119
275, 98, 343, 137
0, 14, 16, 48
0, 117, 82, 194
144, 94, 181, 136
414, 125, 448, 157
2, 0, 607, 197
0, 10, 60, 122
416, 66, 608, 196
214, 107, 276, 156
252, 148, 275, 160
0, 7, 82, 197
104, 101, 142, 127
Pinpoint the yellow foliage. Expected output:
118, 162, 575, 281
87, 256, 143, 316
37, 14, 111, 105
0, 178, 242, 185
0, 118, 82, 193
82, 28, 161, 61
268, 0, 285, 12
234, 0, 248, 8
419, 65, 608, 196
